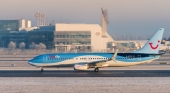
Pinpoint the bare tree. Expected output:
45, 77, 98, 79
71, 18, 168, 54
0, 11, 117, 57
8, 41, 16, 50
19, 42, 25, 51
29, 42, 36, 49
57, 43, 65, 52
34, 43, 46, 50
35, 45, 40, 50
39, 43, 46, 50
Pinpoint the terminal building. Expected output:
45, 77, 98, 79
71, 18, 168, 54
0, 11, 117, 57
0, 19, 31, 31
54, 24, 113, 52
26, 23, 114, 52
0, 19, 31, 48
27, 26, 55, 49
0, 8, 115, 52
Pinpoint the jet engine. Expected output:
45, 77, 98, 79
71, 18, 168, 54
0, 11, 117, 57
74, 64, 89, 70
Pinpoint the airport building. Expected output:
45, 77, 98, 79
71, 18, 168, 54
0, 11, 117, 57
0, 8, 115, 52
53, 8, 114, 52
27, 26, 55, 49
4, 9, 168, 52
26, 23, 114, 51
54, 24, 113, 52
0, 19, 31, 48
0, 20, 20, 31
0, 19, 31, 31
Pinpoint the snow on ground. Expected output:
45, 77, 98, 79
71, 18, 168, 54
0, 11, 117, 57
0, 77, 170, 93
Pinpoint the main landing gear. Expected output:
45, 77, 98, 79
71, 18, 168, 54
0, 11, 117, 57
41, 68, 44, 72
94, 67, 99, 72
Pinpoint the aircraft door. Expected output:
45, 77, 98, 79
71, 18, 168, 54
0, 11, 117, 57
138, 55, 141, 62
43, 55, 47, 62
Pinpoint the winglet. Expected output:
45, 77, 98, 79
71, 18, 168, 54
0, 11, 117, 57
112, 49, 118, 61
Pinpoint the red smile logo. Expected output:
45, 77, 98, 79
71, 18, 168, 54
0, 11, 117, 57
149, 40, 160, 50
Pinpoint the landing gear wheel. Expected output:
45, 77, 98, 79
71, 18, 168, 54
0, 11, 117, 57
94, 67, 99, 72
41, 68, 44, 72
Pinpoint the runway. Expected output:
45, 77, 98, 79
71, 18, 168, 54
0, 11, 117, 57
0, 70, 170, 77
0, 53, 170, 77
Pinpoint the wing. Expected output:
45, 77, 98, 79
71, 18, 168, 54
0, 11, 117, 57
85, 49, 119, 68
111, 49, 118, 62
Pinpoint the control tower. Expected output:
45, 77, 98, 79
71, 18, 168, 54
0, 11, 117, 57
101, 8, 109, 37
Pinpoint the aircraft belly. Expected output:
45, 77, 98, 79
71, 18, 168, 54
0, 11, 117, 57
31, 60, 92, 67
106, 61, 147, 67
107, 56, 159, 67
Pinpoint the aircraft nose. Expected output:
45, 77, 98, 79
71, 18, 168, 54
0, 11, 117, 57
28, 60, 31, 64
28, 60, 34, 65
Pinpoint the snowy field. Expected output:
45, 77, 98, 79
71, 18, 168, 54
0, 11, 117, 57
0, 77, 170, 93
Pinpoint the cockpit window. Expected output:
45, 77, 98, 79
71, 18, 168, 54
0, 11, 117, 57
33, 57, 38, 60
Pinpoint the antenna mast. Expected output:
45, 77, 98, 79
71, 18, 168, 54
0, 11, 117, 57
34, 12, 46, 26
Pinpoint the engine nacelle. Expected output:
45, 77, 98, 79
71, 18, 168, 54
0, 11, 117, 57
74, 64, 89, 70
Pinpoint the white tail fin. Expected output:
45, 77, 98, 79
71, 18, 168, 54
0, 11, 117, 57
132, 28, 164, 54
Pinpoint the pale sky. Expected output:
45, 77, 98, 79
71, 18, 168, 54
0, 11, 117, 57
0, 0, 170, 38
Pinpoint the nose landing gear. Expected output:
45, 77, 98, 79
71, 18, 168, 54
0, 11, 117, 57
41, 68, 44, 72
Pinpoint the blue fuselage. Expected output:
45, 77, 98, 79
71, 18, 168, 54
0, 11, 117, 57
28, 53, 160, 67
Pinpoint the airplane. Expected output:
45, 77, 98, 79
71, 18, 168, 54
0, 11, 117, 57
28, 28, 164, 72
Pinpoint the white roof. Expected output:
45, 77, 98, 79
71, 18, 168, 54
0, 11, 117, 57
55, 23, 101, 31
